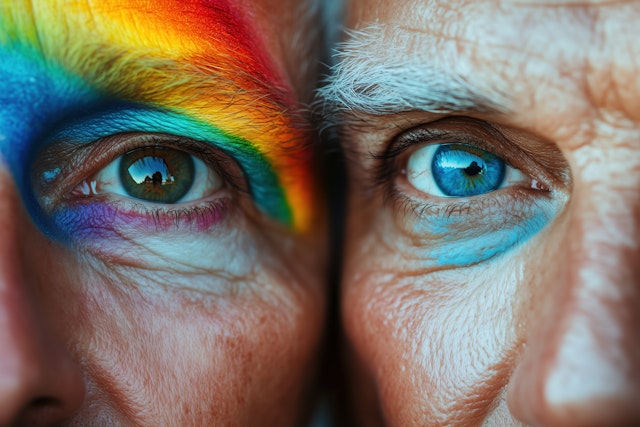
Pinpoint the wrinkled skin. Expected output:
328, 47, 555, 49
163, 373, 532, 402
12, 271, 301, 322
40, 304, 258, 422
333, 1, 640, 426
0, 0, 328, 425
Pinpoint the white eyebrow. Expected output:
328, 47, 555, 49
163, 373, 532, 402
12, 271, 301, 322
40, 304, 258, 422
316, 25, 509, 126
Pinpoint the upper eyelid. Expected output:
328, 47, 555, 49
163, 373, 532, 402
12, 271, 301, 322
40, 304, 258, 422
33, 133, 246, 207
376, 118, 514, 161
373, 116, 565, 191
371, 118, 510, 193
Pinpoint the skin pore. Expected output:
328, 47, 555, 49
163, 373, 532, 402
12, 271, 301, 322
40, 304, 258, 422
0, 0, 327, 425
320, 0, 640, 426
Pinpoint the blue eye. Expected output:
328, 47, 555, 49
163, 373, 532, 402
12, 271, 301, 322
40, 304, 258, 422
432, 144, 505, 196
407, 143, 527, 197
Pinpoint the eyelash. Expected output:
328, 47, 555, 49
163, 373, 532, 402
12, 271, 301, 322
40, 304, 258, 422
33, 133, 247, 235
387, 185, 544, 222
374, 120, 553, 219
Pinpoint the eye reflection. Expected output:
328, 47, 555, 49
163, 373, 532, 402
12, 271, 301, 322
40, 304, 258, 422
121, 147, 195, 203
127, 156, 172, 184
407, 143, 526, 198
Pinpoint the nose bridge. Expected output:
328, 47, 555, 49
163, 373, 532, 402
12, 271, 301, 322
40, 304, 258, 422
563, 150, 640, 361
0, 163, 45, 418
508, 157, 640, 426
0, 162, 85, 424
0, 162, 53, 415
545, 183, 640, 410
564, 171, 640, 343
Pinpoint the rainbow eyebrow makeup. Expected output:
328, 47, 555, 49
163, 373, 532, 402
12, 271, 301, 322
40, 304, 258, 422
0, 0, 316, 232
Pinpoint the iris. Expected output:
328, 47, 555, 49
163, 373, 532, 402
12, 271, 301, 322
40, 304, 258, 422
120, 147, 195, 203
431, 144, 505, 197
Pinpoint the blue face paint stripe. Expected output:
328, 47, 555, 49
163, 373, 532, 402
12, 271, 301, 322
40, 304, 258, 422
410, 198, 558, 268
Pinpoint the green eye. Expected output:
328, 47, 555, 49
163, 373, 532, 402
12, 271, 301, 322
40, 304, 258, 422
72, 142, 224, 206
120, 147, 195, 203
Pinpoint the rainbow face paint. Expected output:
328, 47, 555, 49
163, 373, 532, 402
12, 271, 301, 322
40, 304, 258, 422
0, 0, 316, 237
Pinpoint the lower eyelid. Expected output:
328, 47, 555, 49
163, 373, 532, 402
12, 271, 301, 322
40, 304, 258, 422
388, 188, 560, 268
393, 183, 554, 222
47, 198, 241, 273
51, 197, 232, 244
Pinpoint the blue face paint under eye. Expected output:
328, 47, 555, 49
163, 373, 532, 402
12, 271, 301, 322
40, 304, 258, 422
432, 144, 506, 197
408, 195, 561, 269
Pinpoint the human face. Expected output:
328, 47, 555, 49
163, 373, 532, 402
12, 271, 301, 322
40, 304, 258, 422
0, 0, 327, 425
322, 1, 640, 425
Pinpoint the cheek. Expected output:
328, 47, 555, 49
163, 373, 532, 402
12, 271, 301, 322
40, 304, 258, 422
342, 267, 431, 425
42, 252, 324, 425
342, 257, 522, 425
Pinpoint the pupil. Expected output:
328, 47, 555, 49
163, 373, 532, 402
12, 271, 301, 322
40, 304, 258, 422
464, 161, 483, 176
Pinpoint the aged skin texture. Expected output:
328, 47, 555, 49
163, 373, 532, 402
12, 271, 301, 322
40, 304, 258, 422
0, 0, 328, 425
319, 0, 640, 426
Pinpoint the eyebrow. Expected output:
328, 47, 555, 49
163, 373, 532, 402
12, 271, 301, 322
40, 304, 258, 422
316, 26, 510, 127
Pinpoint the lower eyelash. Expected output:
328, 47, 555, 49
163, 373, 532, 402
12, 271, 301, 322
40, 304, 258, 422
142, 201, 229, 231
52, 197, 230, 242
389, 186, 553, 225
387, 188, 560, 269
